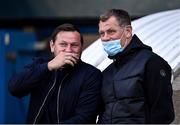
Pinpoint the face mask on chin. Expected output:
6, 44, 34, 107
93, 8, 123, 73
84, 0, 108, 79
101, 28, 126, 57
102, 39, 124, 56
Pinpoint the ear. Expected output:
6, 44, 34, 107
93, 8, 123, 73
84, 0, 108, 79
125, 25, 132, 38
50, 40, 54, 53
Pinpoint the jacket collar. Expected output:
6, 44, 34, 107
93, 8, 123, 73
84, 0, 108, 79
108, 34, 152, 60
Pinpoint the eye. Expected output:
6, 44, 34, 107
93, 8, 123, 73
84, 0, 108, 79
71, 43, 80, 48
59, 42, 67, 47
107, 29, 116, 35
99, 30, 104, 35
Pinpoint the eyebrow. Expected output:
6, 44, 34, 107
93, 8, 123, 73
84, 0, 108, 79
99, 28, 116, 33
60, 40, 80, 44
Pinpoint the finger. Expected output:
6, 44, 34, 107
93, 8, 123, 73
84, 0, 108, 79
64, 59, 75, 66
65, 53, 79, 60
72, 54, 79, 60
66, 56, 77, 64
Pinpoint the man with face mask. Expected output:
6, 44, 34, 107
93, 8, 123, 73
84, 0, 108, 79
98, 9, 174, 124
8, 24, 102, 124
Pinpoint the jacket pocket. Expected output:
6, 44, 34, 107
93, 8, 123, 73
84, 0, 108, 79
113, 76, 144, 99
111, 99, 146, 123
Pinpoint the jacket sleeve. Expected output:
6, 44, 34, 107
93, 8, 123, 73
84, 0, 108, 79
144, 55, 175, 123
60, 70, 102, 124
8, 58, 50, 98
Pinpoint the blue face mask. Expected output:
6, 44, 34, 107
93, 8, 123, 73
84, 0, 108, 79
102, 39, 124, 56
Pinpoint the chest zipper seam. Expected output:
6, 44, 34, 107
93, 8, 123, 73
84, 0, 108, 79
33, 70, 57, 124
57, 73, 69, 124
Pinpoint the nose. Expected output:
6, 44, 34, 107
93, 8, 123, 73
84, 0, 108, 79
65, 44, 73, 52
101, 33, 111, 41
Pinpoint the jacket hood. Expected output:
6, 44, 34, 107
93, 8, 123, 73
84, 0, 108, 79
108, 34, 152, 59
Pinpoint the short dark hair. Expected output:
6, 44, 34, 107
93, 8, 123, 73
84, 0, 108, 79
50, 23, 84, 45
99, 9, 131, 26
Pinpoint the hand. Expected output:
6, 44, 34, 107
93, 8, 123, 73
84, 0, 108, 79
48, 52, 79, 71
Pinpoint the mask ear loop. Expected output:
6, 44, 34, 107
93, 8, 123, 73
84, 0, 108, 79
123, 38, 128, 49
120, 27, 128, 48
123, 25, 132, 49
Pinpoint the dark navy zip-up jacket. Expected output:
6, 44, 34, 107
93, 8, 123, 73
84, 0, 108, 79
8, 58, 102, 124
99, 35, 174, 124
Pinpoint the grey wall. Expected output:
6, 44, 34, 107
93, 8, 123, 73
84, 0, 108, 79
0, 0, 180, 18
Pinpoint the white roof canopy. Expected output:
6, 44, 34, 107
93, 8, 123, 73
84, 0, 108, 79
81, 9, 180, 78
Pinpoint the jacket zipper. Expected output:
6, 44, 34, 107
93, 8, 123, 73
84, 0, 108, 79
33, 71, 57, 124
57, 73, 69, 123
